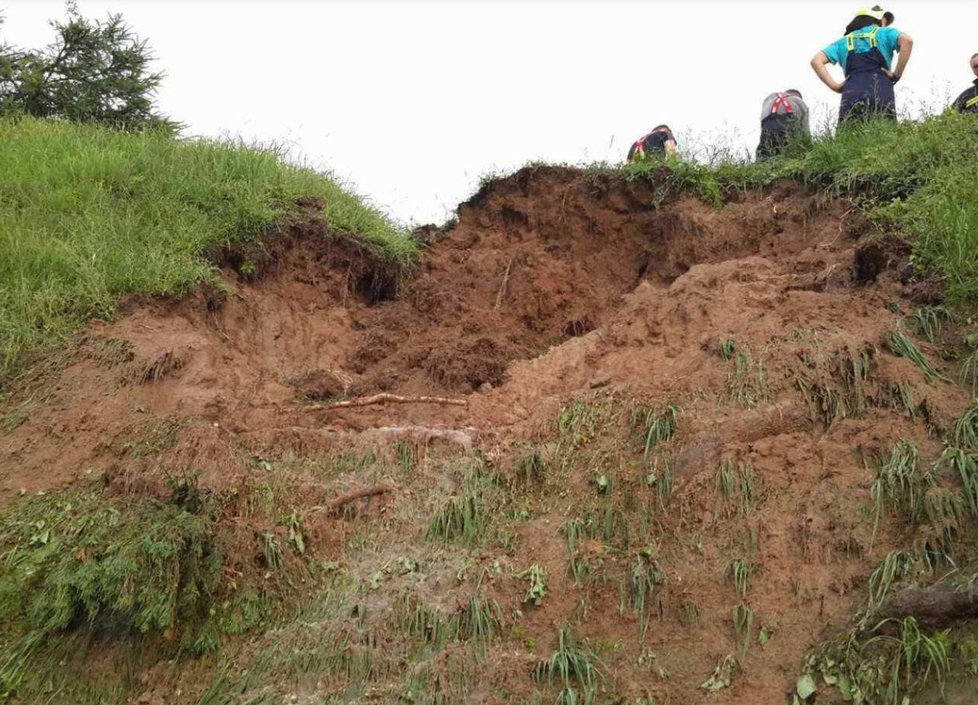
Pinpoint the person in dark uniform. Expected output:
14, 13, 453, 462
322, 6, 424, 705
627, 125, 678, 162
756, 90, 811, 160
951, 53, 978, 115
810, 6, 914, 124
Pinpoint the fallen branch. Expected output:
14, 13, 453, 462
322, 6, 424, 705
878, 583, 978, 628
307, 393, 469, 411
324, 484, 396, 515
493, 255, 515, 313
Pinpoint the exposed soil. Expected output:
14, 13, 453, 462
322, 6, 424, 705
0, 165, 971, 704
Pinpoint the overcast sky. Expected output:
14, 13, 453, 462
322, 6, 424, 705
3, 1, 977, 225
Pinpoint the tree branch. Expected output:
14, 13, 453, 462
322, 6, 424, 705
305, 393, 469, 411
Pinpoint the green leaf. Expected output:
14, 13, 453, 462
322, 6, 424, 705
796, 674, 817, 699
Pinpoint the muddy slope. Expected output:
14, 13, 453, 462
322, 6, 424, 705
0, 165, 970, 704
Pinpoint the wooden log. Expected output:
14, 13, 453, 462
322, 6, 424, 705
879, 583, 978, 627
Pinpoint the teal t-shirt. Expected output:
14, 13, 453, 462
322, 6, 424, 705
823, 26, 902, 69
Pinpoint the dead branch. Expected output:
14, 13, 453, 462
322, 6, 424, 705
878, 583, 978, 628
324, 484, 396, 515
493, 255, 515, 313
306, 393, 468, 411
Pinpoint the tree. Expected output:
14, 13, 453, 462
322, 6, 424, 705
0, 4, 174, 131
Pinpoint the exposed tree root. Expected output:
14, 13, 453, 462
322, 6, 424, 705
879, 583, 978, 628
308, 393, 469, 410
323, 484, 396, 515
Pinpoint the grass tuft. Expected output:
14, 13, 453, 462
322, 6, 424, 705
533, 628, 603, 705
954, 403, 978, 450
888, 332, 945, 382
725, 348, 769, 407
733, 604, 754, 658
870, 439, 931, 542
908, 306, 952, 344
726, 558, 754, 598
634, 404, 679, 460
426, 467, 496, 546
620, 547, 664, 639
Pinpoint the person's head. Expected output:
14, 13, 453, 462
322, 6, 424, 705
845, 6, 894, 34
971, 52, 978, 77
785, 89, 803, 99
652, 124, 671, 134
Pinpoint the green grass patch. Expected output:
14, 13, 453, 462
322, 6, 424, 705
0, 116, 413, 381
0, 474, 322, 700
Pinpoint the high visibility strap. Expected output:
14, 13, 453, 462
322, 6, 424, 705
771, 93, 794, 115
846, 25, 880, 52
967, 95, 978, 109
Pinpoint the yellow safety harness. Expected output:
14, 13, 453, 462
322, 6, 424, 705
846, 25, 881, 52
967, 95, 978, 109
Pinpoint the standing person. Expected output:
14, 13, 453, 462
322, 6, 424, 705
810, 6, 914, 124
756, 90, 811, 160
951, 53, 978, 115
627, 125, 678, 162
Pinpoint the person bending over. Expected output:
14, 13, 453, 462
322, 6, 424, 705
756, 90, 811, 160
627, 125, 678, 162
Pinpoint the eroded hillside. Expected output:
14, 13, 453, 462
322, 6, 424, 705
2, 166, 976, 705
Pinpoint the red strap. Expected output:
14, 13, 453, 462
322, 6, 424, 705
771, 93, 794, 115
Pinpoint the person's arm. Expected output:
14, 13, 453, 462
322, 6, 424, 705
884, 33, 914, 82
664, 139, 677, 156
811, 51, 845, 93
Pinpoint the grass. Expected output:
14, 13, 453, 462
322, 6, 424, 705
714, 459, 756, 517
726, 558, 753, 598
425, 466, 496, 546
804, 617, 950, 705
909, 306, 953, 344
865, 550, 917, 620
719, 338, 736, 361
954, 402, 978, 450
0, 484, 233, 699
796, 345, 884, 427
0, 487, 220, 641
533, 628, 604, 705
960, 346, 978, 398
633, 403, 679, 460
888, 331, 945, 382
733, 604, 754, 658
620, 547, 664, 640
937, 446, 978, 517
871, 439, 931, 541
0, 116, 412, 381
725, 348, 769, 407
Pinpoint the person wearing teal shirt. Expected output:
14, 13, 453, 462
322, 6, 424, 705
811, 6, 914, 124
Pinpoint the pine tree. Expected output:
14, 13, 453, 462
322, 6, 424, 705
0, 3, 174, 131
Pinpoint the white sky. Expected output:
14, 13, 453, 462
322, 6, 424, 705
3, 1, 977, 225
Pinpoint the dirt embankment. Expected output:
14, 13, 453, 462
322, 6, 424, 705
0, 165, 969, 704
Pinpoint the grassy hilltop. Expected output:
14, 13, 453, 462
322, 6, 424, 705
0, 117, 415, 381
